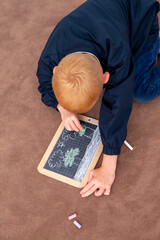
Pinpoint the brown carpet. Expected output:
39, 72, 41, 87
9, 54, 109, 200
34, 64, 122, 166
1, 1, 160, 239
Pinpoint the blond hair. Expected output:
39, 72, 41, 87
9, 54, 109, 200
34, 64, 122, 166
52, 52, 103, 113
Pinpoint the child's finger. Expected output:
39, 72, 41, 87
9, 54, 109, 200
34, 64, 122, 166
103, 187, 111, 196
94, 187, 105, 197
74, 118, 84, 131
81, 184, 98, 198
65, 122, 73, 131
80, 180, 95, 195
70, 120, 80, 132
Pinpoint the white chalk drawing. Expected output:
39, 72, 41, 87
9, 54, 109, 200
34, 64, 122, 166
73, 125, 101, 182
48, 149, 64, 168
64, 148, 80, 167
62, 128, 77, 141
57, 140, 65, 148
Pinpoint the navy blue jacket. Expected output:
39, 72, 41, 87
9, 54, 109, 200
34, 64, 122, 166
36, 0, 160, 155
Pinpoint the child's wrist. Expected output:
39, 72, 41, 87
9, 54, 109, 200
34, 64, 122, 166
101, 154, 118, 172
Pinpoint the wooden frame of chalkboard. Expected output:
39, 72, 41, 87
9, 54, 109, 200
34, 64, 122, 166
37, 114, 103, 188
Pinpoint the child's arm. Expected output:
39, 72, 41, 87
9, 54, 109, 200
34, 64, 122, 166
99, 53, 134, 156
80, 53, 134, 198
101, 154, 118, 173
36, 55, 60, 112
36, 19, 66, 112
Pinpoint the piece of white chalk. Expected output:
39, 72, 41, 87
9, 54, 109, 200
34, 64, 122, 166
73, 220, 82, 229
68, 213, 77, 220
124, 140, 133, 151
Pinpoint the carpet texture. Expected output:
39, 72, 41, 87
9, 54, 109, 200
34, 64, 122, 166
1, 1, 160, 239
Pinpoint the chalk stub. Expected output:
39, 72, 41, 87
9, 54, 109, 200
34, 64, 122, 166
74, 220, 82, 229
68, 213, 77, 220
124, 140, 133, 151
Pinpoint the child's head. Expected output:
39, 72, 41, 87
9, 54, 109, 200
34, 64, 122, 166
52, 52, 108, 113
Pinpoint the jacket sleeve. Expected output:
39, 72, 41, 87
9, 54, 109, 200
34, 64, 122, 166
99, 53, 135, 155
36, 18, 66, 112
36, 54, 60, 112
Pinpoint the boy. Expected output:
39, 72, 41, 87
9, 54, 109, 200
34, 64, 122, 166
36, 0, 160, 197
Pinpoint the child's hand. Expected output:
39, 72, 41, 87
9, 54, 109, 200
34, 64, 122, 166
57, 104, 84, 132
80, 155, 118, 197
80, 167, 116, 197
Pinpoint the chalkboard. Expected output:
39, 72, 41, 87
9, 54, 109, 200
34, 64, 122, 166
37, 114, 103, 188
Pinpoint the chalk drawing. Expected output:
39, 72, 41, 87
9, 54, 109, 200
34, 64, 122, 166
57, 140, 65, 148
64, 148, 80, 167
62, 128, 77, 141
73, 125, 101, 182
48, 125, 97, 170
47, 148, 80, 169
62, 125, 94, 143
48, 149, 64, 168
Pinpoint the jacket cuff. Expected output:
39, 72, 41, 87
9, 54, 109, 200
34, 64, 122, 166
102, 146, 121, 155
41, 95, 59, 112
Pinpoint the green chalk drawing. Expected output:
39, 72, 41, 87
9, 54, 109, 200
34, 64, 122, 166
79, 124, 86, 137
64, 148, 80, 167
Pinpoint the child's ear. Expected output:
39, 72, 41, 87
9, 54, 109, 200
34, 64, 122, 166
103, 72, 110, 84
53, 66, 57, 74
